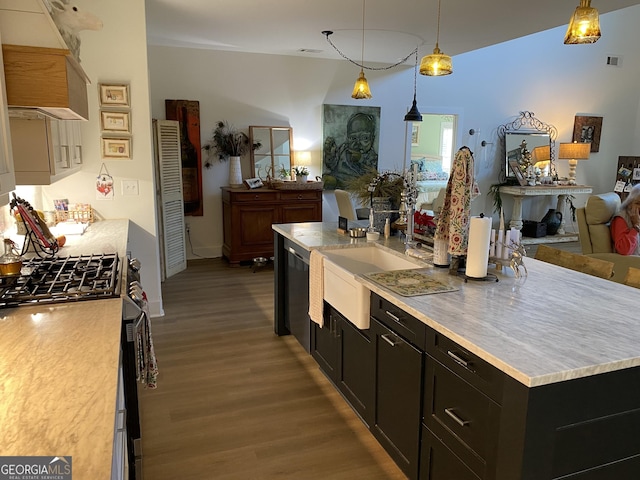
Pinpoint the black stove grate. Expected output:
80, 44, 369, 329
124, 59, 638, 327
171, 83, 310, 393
0, 253, 120, 307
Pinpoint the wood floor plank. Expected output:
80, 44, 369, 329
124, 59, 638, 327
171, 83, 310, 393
139, 258, 406, 479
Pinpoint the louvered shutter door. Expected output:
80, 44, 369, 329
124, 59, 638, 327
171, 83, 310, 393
154, 120, 187, 278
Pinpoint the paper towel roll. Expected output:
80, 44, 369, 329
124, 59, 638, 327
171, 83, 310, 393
466, 215, 492, 278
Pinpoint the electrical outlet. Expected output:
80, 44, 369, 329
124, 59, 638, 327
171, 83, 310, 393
122, 180, 139, 196
185, 223, 190, 234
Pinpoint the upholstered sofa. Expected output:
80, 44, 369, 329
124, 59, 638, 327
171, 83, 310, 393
576, 192, 640, 284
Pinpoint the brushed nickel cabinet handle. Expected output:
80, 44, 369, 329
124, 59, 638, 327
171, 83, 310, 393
447, 350, 471, 369
384, 310, 401, 323
381, 333, 400, 346
444, 408, 469, 427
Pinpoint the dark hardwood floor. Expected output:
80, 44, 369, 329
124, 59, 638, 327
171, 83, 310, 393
139, 258, 406, 480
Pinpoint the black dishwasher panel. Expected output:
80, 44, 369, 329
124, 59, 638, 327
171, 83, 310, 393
284, 238, 311, 352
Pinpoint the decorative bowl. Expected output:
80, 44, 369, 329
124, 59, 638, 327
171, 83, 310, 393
348, 227, 367, 238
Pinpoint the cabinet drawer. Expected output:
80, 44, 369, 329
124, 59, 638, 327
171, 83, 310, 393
371, 293, 426, 349
228, 191, 278, 202
426, 329, 504, 403
420, 426, 481, 480
279, 190, 321, 201
424, 356, 500, 478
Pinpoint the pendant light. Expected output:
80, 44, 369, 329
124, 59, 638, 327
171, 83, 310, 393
351, 0, 372, 99
564, 0, 601, 44
404, 49, 422, 122
420, 0, 452, 76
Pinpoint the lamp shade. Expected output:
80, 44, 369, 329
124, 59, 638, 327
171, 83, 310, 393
419, 46, 453, 76
531, 145, 551, 164
295, 151, 311, 166
564, 0, 601, 44
558, 142, 591, 160
352, 69, 372, 99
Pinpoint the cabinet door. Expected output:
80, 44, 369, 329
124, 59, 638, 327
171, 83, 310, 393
281, 202, 320, 223
237, 205, 278, 249
420, 426, 481, 480
0, 34, 15, 201
336, 315, 375, 426
51, 119, 69, 171
371, 317, 423, 480
310, 307, 339, 379
67, 121, 83, 165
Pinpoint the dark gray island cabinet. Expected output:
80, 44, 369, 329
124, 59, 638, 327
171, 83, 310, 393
272, 226, 640, 480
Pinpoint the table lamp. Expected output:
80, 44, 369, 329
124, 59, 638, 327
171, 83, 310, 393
558, 142, 590, 185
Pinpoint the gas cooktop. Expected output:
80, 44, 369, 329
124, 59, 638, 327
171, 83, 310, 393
0, 253, 120, 308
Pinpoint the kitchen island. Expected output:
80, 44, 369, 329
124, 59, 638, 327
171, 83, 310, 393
0, 219, 130, 480
273, 221, 640, 480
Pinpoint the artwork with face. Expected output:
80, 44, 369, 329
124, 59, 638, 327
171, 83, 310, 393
322, 104, 381, 190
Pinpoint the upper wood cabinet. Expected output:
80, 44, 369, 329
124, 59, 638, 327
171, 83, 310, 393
2, 45, 89, 120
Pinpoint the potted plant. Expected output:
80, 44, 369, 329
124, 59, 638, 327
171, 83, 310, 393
202, 121, 261, 186
294, 165, 309, 183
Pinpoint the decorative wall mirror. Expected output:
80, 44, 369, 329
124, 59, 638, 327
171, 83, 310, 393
249, 126, 293, 181
498, 111, 557, 182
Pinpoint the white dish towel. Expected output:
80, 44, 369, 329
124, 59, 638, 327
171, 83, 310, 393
308, 249, 324, 327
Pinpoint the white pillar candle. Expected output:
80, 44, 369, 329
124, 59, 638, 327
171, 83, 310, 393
466, 216, 492, 278
502, 229, 510, 260
496, 229, 504, 260
510, 227, 520, 247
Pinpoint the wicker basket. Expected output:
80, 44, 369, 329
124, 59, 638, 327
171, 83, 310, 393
55, 208, 94, 223
271, 180, 324, 190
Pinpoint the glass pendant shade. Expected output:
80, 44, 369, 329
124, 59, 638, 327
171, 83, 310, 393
351, 69, 372, 99
564, 0, 601, 44
419, 46, 453, 76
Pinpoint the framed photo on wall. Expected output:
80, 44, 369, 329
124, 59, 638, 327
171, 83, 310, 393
572, 115, 603, 152
411, 124, 420, 146
101, 111, 130, 133
99, 84, 130, 107
102, 137, 131, 159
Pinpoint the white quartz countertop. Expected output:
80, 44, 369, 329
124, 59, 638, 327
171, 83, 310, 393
0, 219, 130, 479
274, 222, 640, 387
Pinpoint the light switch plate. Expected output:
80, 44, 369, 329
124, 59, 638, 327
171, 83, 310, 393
122, 180, 139, 195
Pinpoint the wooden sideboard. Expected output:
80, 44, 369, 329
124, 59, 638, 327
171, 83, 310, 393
221, 186, 322, 265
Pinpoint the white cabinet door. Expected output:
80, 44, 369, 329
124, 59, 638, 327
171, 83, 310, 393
0, 31, 16, 202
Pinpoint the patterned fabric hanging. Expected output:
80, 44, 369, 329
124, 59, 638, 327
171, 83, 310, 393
434, 147, 476, 257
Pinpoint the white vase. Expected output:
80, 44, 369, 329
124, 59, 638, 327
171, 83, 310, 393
296, 174, 308, 184
228, 156, 243, 187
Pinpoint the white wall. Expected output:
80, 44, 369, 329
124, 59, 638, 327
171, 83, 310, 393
13, 0, 165, 316
148, 6, 640, 257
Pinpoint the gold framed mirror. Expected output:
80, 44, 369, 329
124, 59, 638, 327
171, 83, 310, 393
249, 126, 293, 181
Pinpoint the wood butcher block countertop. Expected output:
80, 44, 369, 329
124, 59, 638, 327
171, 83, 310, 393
274, 222, 640, 387
0, 219, 129, 480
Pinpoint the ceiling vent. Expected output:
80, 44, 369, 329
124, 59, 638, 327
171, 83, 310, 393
606, 55, 622, 67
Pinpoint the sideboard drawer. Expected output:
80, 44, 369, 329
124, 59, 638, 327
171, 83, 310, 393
230, 191, 278, 202
279, 190, 322, 201
426, 329, 504, 404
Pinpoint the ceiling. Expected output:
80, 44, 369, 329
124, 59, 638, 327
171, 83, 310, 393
145, 0, 640, 65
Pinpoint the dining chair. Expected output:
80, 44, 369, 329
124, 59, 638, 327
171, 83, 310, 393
334, 189, 356, 221
534, 244, 614, 280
